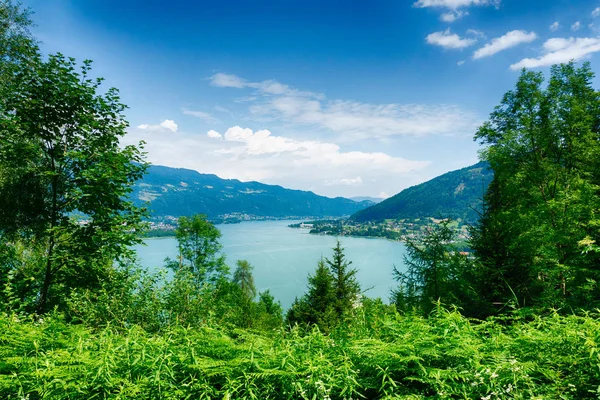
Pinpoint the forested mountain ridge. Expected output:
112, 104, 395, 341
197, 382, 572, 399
132, 165, 375, 218
351, 162, 493, 223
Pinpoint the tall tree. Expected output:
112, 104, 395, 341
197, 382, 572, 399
393, 220, 464, 314
471, 62, 600, 312
286, 259, 337, 332
325, 240, 360, 318
233, 259, 256, 300
0, 53, 147, 314
0, 1, 37, 92
171, 214, 227, 286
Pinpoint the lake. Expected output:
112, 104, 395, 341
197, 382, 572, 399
134, 220, 407, 309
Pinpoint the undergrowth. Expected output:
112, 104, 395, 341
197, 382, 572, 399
1, 307, 600, 399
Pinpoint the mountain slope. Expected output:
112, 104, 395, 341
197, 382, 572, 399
351, 162, 493, 223
132, 165, 374, 218
349, 196, 384, 204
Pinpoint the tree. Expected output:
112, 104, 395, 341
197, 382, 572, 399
0, 53, 147, 314
170, 214, 227, 286
471, 62, 600, 312
286, 259, 337, 332
325, 240, 360, 318
233, 259, 256, 300
257, 290, 282, 319
0, 1, 37, 92
393, 220, 465, 314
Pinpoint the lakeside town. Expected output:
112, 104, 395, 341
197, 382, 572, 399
289, 217, 471, 244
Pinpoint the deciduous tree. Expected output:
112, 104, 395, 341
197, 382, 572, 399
0, 53, 147, 314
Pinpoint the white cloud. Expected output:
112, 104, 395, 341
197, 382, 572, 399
250, 97, 480, 140
207, 126, 429, 173
212, 73, 481, 140
413, 0, 499, 10
137, 119, 178, 133
457, 60, 466, 65
426, 29, 477, 49
182, 108, 216, 122
510, 37, 600, 70
549, 21, 560, 32
207, 129, 222, 139
209, 73, 321, 98
593, 7, 600, 17
472, 30, 537, 59
378, 191, 391, 199
214, 105, 230, 113
325, 177, 363, 186
209, 72, 246, 88
440, 10, 468, 22
571, 21, 581, 32
466, 29, 486, 38
123, 125, 431, 198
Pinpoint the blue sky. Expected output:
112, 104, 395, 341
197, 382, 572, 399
24, 0, 600, 198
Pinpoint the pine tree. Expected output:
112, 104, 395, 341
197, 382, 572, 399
233, 260, 257, 300
286, 259, 337, 331
393, 220, 464, 315
326, 240, 360, 319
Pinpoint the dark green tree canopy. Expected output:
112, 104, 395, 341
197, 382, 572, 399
0, 52, 147, 313
471, 62, 600, 312
326, 240, 360, 318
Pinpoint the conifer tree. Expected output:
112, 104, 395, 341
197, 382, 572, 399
233, 259, 257, 301
286, 259, 337, 331
326, 240, 360, 318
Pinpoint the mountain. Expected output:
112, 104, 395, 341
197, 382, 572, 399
351, 162, 493, 223
349, 196, 384, 204
132, 165, 374, 219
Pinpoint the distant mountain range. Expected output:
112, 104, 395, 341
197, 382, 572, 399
351, 162, 493, 223
349, 196, 384, 204
132, 165, 375, 219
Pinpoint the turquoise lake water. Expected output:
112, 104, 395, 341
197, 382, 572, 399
134, 220, 407, 309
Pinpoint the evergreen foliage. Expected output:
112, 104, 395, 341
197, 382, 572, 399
233, 259, 257, 301
4, 3, 600, 398
393, 219, 471, 315
326, 240, 360, 318
471, 62, 600, 313
286, 259, 337, 332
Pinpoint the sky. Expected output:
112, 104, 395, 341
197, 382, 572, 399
23, 0, 600, 199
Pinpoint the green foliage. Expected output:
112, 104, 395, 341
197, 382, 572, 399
233, 259, 257, 301
326, 240, 360, 319
471, 62, 600, 313
287, 259, 337, 332
393, 219, 471, 315
168, 214, 228, 286
3, 308, 600, 399
352, 162, 493, 223
0, 52, 147, 314
0, 0, 37, 92
287, 242, 362, 331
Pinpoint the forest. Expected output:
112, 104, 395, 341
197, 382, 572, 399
1, 1, 600, 398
